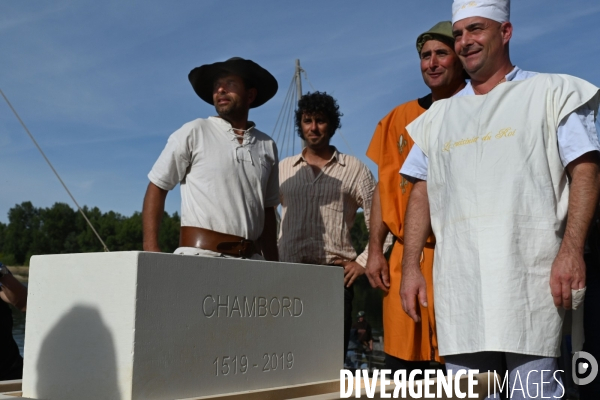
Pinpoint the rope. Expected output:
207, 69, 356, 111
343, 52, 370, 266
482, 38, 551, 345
302, 69, 317, 92
286, 81, 298, 158
272, 76, 296, 145
336, 130, 356, 158
291, 83, 300, 157
291, 109, 296, 156
0, 88, 110, 252
281, 83, 296, 159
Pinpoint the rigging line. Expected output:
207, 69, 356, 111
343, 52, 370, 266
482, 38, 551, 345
285, 82, 298, 157
281, 78, 297, 157
274, 84, 294, 147
281, 83, 296, 158
281, 83, 296, 159
273, 77, 294, 145
272, 76, 296, 145
271, 79, 290, 143
288, 83, 298, 158
336, 129, 356, 158
289, 82, 298, 158
276, 80, 293, 157
301, 69, 317, 92
291, 106, 295, 156
291, 78, 301, 156
0, 88, 110, 252
271, 77, 291, 144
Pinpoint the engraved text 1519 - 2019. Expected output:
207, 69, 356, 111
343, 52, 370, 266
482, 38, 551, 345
213, 353, 295, 376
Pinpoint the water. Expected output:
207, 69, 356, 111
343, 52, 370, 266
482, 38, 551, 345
11, 305, 25, 357
7, 278, 27, 356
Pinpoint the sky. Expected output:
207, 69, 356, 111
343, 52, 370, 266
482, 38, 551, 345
1, 0, 600, 223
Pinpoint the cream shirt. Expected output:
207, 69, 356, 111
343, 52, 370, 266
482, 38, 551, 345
401, 67, 600, 180
278, 148, 376, 267
148, 117, 279, 252
406, 74, 600, 357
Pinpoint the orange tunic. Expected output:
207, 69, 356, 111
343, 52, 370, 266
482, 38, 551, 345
366, 97, 441, 362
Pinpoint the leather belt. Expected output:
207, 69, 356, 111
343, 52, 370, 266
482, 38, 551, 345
179, 226, 258, 258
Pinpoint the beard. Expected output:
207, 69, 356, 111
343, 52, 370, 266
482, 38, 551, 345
215, 96, 246, 121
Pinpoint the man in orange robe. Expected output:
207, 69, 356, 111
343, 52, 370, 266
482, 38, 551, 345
365, 21, 466, 372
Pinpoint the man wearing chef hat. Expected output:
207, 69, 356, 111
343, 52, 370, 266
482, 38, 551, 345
399, 0, 600, 397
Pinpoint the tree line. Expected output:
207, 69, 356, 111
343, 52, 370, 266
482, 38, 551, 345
0, 202, 180, 266
0, 201, 383, 329
0, 201, 371, 266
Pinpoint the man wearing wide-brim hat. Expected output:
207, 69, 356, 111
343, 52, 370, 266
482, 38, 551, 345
142, 57, 280, 261
400, 0, 600, 397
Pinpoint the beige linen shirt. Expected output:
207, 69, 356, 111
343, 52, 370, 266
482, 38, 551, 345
148, 117, 279, 253
278, 148, 375, 267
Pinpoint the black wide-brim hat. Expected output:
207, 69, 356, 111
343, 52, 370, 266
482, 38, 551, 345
188, 57, 278, 108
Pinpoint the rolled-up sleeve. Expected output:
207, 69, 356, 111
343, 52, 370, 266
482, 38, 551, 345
148, 126, 193, 191
557, 105, 600, 167
400, 145, 429, 182
400, 110, 430, 182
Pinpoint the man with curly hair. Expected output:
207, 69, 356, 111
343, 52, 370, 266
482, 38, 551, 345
278, 91, 379, 364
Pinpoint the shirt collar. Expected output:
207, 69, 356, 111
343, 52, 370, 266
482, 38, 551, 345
461, 66, 522, 96
210, 116, 257, 144
505, 66, 521, 82
292, 146, 345, 167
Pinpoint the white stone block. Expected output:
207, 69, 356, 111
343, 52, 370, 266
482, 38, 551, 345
22, 252, 343, 400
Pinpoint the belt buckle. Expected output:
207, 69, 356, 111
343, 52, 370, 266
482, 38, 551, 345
238, 239, 253, 257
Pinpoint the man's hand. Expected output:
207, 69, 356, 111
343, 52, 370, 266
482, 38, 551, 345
333, 260, 365, 287
550, 151, 600, 309
400, 265, 428, 323
400, 179, 431, 323
366, 183, 391, 291
550, 249, 586, 309
365, 250, 390, 292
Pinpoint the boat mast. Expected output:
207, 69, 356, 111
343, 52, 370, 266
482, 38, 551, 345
294, 59, 306, 148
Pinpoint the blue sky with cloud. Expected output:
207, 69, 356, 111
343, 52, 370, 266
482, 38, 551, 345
1, 0, 599, 222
